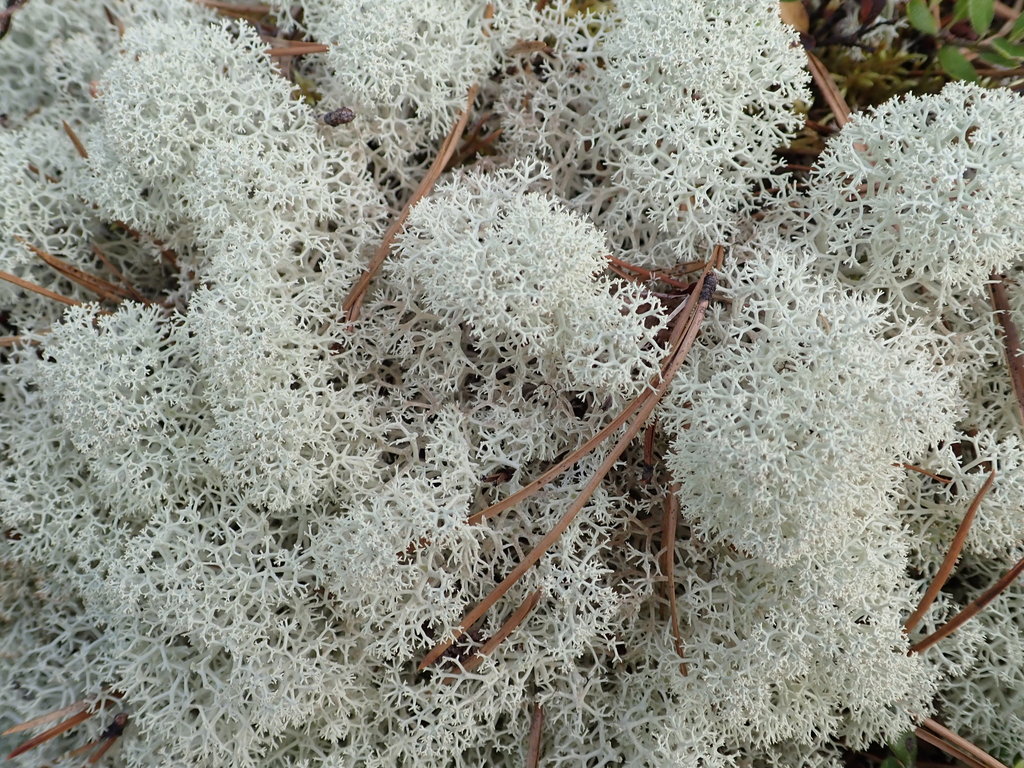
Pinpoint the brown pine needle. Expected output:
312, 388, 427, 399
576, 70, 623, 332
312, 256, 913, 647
467, 387, 649, 525
2, 700, 89, 736
525, 703, 544, 768
910, 552, 1024, 654
467, 260, 718, 526
900, 463, 953, 483
989, 274, 1024, 430
915, 728, 988, 768
917, 718, 1010, 768
265, 43, 330, 56
661, 483, 687, 675
192, 0, 271, 15
343, 84, 479, 322
67, 713, 129, 764
62, 120, 89, 159
0, 335, 39, 347
905, 470, 995, 634
18, 238, 140, 304
443, 590, 542, 682
5, 710, 93, 759
420, 272, 717, 671
805, 50, 851, 128
102, 6, 125, 37
606, 254, 693, 291
0, 269, 81, 306
91, 244, 148, 303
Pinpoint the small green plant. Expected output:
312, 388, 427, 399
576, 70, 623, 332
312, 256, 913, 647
904, 0, 1024, 80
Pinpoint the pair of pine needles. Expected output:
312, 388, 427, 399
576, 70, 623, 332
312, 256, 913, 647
3, 699, 127, 765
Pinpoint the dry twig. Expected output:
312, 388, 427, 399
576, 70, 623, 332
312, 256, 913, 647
525, 703, 544, 768
989, 274, 1024, 430
904, 471, 995, 633
661, 482, 688, 675
916, 717, 1009, 768
420, 268, 718, 670
343, 85, 479, 322
805, 51, 851, 127
911, 551, 1024, 653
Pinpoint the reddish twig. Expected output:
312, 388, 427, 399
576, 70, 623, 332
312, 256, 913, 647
904, 471, 995, 634
264, 42, 330, 56
420, 270, 718, 671
442, 590, 542, 683
5, 709, 93, 759
62, 120, 89, 159
805, 50, 851, 127
989, 274, 1024, 430
916, 717, 1009, 768
661, 483, 687, 675
525, 703, 544, 768
900, 463, 953, 484
343, 84, 479, 322
910, 551, 1024, 653
606, 253, 694, 291
91, 244, 148, 303
0, 269, 81, 306
466, 260, 715, 527
18, 237, 144, 304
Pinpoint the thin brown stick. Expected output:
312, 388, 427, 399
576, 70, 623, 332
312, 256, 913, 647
989, 275, 1024, 429
805, 51, 851, 127
343, 84, 479, 322
918, 718, 1010, 768
264, 43, 330, 56
0, 270, 81, 306
110, 220, 179, 268
904, 471, 995, 633
6, 710, 93, 759
2, 700, 89, 736
525, 703, 544, 768
420, 272, 717, 671
443, 590, 542, 682
26, 163, 60, 183
62, 120, 89, 159
91, 244, 148, 303
102, 6, 125, 37
192, 0, 271, 13
482, 3, 495, 37
18, 238, 139, 304
447, 126, 503, 167
994, 1, 1019, 21
911, 552, 1024, 653
915, 728, 987, 768
661, 483, 687, 675
466, 262, 714, 526
0, 335, 37, 347
900, 463, 953, 484
606, 253, 693, 290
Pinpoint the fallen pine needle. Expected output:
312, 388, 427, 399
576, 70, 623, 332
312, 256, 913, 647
904, 470, 995, 634
911, 551, 1024, 653
343, 84, 479, 322
420, 271, 717, 670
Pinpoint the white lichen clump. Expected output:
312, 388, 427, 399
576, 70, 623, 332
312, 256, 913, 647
2, 1, 1024, 767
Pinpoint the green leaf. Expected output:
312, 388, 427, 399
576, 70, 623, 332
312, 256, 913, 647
907, 0, 939, 34
952, 0, 969, 22
978, 48, 1018, 67
886, 732, 917, 767
968, 0, 995, 36
939, 44, 979, 79
1010, 13, 1024, 42
991, 37, 1024, 60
